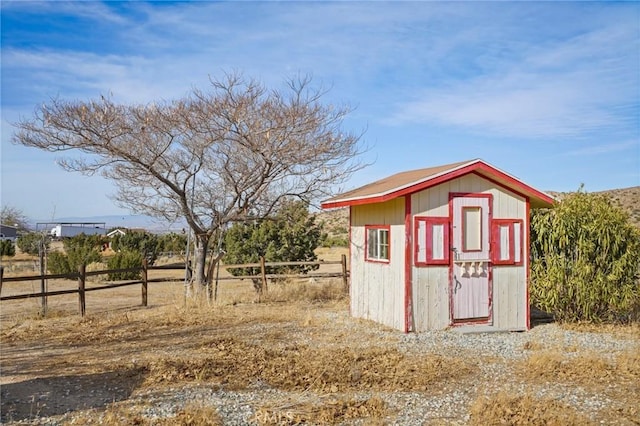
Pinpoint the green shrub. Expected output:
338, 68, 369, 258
530, 188, 640, 323
158, 232, 188, 254
47, 234, 103, 274
17, 232, 49, 256
110, 230, 161, 265
0, 240, 16, 257
224, 200, 322, 292
321, 235, 349, 247
107, 250, 144, 280
47, 251, 72, 274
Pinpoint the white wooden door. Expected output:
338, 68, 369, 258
450, 195, 491, 322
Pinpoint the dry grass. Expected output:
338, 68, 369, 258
261, 279, 347, 303
60, 401, 222, 425
143, 338, 472, 392
521, 350, 640, 386
560, 321, 640, 339
469, 392, 593, 426
253, 396, 387, 425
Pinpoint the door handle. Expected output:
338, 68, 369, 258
450, 247, 459, 260
453, 275, 462, 294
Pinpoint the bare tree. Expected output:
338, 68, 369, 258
12, 72, 365, 287
1, 205, 31, 231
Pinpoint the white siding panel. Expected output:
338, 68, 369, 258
432, 224, 445, 260
350, 198, 406, 331
416, 220, 426, 263
513, 223, 522, 264
412, 266, 449, 330
492, 266, 527, 330
499, 225, 510, 261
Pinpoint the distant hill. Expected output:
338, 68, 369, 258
599, 186, 640, 228
314, 207, 349, 244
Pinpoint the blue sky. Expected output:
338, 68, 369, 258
1, 1, 639, 220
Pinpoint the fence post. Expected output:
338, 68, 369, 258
142, 259, 148, 307
0, 266, 3, 296
260, 256, 268, 293
78, 264, 86, 317
40, 249, 47, 316
341, 254, 348, 292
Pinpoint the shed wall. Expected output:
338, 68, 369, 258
350, 197, 406, 331
411, 174, 528, 331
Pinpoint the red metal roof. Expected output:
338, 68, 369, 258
321, 159, 555, 209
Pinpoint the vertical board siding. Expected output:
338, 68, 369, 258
412, 267, 450, 330
492, 267, 527, 329
350, 197, 406, 331
411, 174, 527, 331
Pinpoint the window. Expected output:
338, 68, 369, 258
365, 225, 390, 262
462, 206, 482, 252
491, 219, 523, 265
415, 217, 450, 266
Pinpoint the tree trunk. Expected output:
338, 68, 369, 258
193, 235, 209, 287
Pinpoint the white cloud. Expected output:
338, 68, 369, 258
565, 140, 639, 156
390, 8, 639, 140
392, 69, 628, 138
0, 1, 128, 24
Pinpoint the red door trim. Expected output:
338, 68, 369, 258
525, 201, 531, 330
348, 206, 352, 317
448, 193, 493, 326
404, 195, 413, 333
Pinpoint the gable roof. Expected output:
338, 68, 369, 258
321, 159, 555, 209
107, 228, 127, 237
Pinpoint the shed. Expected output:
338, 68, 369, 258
321, 159, 554, 332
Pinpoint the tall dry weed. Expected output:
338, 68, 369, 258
143, 336, 472, 392
522, 351, 639, 386
469, 392, 593, 426
261, 278, 347, 303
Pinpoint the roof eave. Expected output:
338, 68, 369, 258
321, 159, 480, 208
321, 159, 555, 210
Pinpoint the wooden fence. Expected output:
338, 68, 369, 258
0, 255, 349, 317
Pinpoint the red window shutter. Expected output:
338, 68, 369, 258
415, 217, 450, 266
491, 219, 523, 265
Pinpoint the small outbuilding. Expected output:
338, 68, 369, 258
107, 228, 127, 238
0, 224, 18, 242
321, 159, 554, 332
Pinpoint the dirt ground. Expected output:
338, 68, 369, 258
1, 247, 639, 425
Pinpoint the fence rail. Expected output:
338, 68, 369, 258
0, 255, 349, 317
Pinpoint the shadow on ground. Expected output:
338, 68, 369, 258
0, 368, 146, 423
530, 305, 555, 327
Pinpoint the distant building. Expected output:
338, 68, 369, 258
107, 228, 127, 238
0, 224, 18, 242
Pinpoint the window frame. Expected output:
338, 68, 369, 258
491, 219, 524, 265
365, 225, 391, 263
414, 216, 450, 266
461, 205, 483, 252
